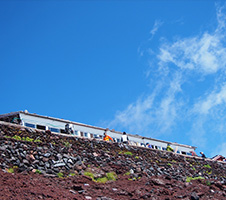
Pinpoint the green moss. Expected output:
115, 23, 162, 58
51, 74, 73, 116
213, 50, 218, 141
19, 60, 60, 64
186, 176, 204, 182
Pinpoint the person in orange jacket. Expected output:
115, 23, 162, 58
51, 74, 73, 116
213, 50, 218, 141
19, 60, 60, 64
103, 129, 114, 142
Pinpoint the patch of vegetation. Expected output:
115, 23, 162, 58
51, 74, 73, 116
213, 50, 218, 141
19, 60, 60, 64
35, 169, 42, 174
12, 135, 21, 140
124, 151, 133, 156
124, 171, 131, 176
206, 180, 211, 186
84, 171, 94, 179
68, 173, 76, 177
22, 136, 34, 142
6, 168, 14, 173
167, 163, 172, 166
186, 176, 204, 182
63, 141, 71, 148
4, 135, 11, 138
57, 172, 64, 178
204, 164, 211, 169
84, 171, 117, 183
96, 177, 108, 183
135, 156, 139, 159
192, 167, 196, 171
119, 151, 133, 156
106, 172, 117, 181
34, 139, 42, 143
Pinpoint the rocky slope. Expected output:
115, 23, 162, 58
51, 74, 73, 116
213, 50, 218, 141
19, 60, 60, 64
0, 121, 226, 200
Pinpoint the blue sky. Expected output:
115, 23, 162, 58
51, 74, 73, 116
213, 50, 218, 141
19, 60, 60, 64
1, 1, 226, 158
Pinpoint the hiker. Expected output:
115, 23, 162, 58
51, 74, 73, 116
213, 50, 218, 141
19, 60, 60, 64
65, 123, 74, 134
190, 151, 198, 156
121, 132, 129, 144
146, 143, 152, 148
200, 152, 206, 158
166, 143, 174, 152
103, 129, 114, 142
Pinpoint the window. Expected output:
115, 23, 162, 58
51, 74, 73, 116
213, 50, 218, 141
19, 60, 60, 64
84, 132, 88, 137
25, 123, 35, 128
177, 150, 180, 154
80, 132, 84, 137
181, 151, 186, 155
60, 129, 66, 133
90, 134, 93, 138
162, 147, 167, 151
186, 152, 192, 156
117, 138, 120, 143
49, 127, 60, 133
74, 130, 79, 136
36, 124, 46, 130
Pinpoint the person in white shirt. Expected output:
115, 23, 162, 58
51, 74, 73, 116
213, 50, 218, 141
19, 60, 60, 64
121, 132, 129, 144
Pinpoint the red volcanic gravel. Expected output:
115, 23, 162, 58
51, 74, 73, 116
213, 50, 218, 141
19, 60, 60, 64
1, 168, 226, 199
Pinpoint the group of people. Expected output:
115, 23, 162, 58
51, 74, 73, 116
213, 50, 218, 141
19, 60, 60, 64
103, 129, 129, 144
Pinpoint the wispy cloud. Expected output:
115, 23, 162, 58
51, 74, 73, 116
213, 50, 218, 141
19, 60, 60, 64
107, 4, 226, 155
149, 20, 163, 40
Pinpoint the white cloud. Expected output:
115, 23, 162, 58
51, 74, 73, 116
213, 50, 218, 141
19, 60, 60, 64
107, 4, 226, 155
193, 84, 226, 115
149, 20, 163, 39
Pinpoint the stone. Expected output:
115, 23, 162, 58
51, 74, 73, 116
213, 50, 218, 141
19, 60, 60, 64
43, 153, 51, 158
54, 162, 65, 168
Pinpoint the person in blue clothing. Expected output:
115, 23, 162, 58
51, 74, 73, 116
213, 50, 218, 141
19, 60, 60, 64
146, 143, 152, 148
